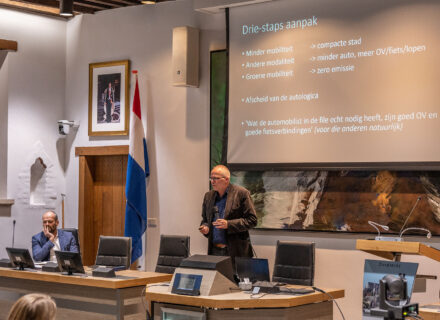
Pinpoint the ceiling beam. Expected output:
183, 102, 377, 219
80, 0, 120, 8
0, 0, 151, 16
74, 0, 112, 10
0, 39, 18, 51
0, 0, 59, 15
110, 0, 140, 5
10, 0, 95, 14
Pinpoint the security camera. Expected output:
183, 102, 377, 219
58, 120, 79, 136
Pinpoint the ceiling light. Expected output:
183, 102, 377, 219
60, 0, 74, 17
141, 0, 157, 4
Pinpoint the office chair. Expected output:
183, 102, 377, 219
95, 236, 131, 270
272, 241, 315, 286
60, 228, 80, 254
155, 235, 190, 274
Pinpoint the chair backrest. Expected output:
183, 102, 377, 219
155, 235, 190, 274
60, 228, 80, 254
95, 236, 131, 269
272, 241, 315, 286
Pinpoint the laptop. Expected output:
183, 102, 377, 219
235, 257, 270, 283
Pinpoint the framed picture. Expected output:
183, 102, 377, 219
88, 60, 130, 136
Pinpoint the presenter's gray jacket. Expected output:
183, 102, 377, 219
32, 229, 79, 262
200, 183, 257, 258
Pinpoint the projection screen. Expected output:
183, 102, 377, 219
227, 0, 440, 166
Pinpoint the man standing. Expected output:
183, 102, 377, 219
199, 165, 257, 263
32, 211, 78, 262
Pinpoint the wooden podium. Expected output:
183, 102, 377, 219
356, 239, 440, 262
356, 239, 439, 293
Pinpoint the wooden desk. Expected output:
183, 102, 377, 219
146, 285, 344, 320
0, 267, 171, 320
356, 239, 440, 262
420, 303, 440, 320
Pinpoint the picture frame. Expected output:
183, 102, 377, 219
88, 60, 130, 136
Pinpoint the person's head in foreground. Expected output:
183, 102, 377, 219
8, 293, 56, 320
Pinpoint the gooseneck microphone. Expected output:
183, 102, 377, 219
12, 220, 16, 248
400, 227, 431, 240
368, 221, 390, 239
370, 196, 430, 242
181, 239, 190, 257
398, 196, 422, 236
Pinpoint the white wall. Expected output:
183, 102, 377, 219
64, 1, 226, 270
1, 2, 440, 320
0, 9, 66, 250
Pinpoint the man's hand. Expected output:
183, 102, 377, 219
213, 219, 228, 229
43, 225, 55, 242
199, 225, 209, 235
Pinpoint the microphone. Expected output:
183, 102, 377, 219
372, 196, 428, 242
368, 221, 389, 239
399, 227, 431, 240
213, 206, 219, 221
0, 220, 16, 267
12, 220, 16, 248
398, 197, 422, 236
181, 239, 190, 257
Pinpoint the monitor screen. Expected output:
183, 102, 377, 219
55, 251, 85, 276
235, 257, 270, 282
6, 247, 35, 270
171, 273, 203, 296
178, 274, 196, 290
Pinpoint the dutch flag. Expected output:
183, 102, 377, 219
125, 72, 149, 264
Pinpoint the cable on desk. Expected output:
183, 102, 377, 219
250, 292, 269, 299
312, 286, 346, 320
147, 282, 170, 287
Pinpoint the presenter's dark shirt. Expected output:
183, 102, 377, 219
212, 188, 228, 245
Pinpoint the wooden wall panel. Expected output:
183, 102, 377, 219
78, 156, 96, 266
112, 155, 126, 236
76, 146, 128, 266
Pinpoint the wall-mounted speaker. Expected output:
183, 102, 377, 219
172, 26, 199, 87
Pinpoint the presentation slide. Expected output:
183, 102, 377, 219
227, 0, 440, 165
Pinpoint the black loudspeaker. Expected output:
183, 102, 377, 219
180, 255, 235, 283
0, 258, 12, 268
42, 262, 61, 273
92, 266, 116, 278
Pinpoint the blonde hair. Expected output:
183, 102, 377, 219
8, 293, 56, 320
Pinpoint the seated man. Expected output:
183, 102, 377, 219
32, 211, 78, 262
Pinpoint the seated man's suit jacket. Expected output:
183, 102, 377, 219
32, 229, 79, 262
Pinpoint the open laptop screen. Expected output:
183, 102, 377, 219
235, 257, 270, 283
